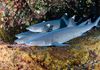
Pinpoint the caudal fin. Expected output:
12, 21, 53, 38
94, 16, 100, 26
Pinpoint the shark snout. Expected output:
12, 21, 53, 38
26, 26, 45, 32
14, 39, 25, 44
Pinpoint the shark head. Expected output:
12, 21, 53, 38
27, 19, 61, 32
14, 39, 25, 44
26, 21, 47, 32
15, 31, 33, 39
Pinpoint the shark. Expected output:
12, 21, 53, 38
15, 18, 90, 44
15, 32, 45, 44
22, 16, 100, 46
15, 14, 76, 39
26, 13, 76, 32
15, 31, 35, 39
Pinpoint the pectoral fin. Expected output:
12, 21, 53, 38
52, 42, 70, 47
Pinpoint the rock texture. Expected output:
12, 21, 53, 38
0, 29, 100, 70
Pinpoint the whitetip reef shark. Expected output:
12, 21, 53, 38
26, 13, 76, 32
15, 16, 100, 46
15, 15, 76, 39
15, 18, 91, 45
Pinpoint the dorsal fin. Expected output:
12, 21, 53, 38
61, 13, 69, 25
79, 19, 91, 26
60, 18, 67, 28
67, 15, 76, 27
42, 21, 45, 22
87, 19, 92, 25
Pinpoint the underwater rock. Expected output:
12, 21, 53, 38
0, 29, 100, 69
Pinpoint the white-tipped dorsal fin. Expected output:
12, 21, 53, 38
65, 13, 68, 16
67, 15, 76, 27
42, 21, 45, 22
72, 15, 75, 20
61, 13, 69, 25
87, 18, 92, 25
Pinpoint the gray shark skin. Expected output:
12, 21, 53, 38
15, 31, 34, 39
15, 18, 92, 45
26, 20, 60, 32
26, 14, 76, 32
26, 13, 67, 32
14, 16, 81, 44
15, 32, 47, 44
24, 17, 100, 46
14, 18, 94, 45
15, 17, 89, 38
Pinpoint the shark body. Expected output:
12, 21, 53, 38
26, 20, 61, 32
24, 17, 100, 46
15, 18, 91, 45
15, 32, 45, 44
15, 15, 76, 39
26, 14, 76, 32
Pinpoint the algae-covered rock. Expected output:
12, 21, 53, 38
0, 29, 100, 70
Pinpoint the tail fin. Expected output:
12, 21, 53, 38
94, 16, 100, 26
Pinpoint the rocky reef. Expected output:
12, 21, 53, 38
0, 0, 100, 70
0, 0, 100, 42
0, 28, 100, 70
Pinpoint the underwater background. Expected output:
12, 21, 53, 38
0, 0, 100, 70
